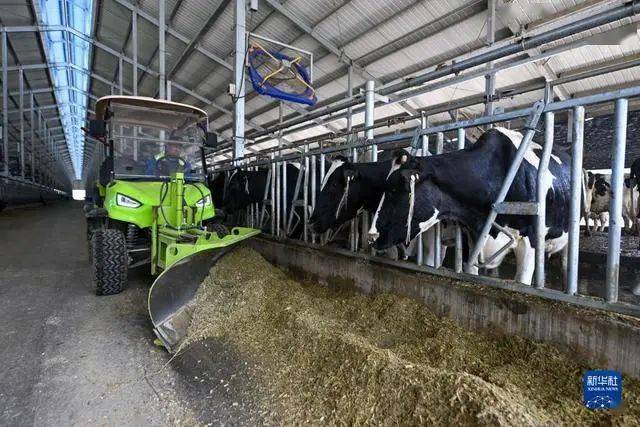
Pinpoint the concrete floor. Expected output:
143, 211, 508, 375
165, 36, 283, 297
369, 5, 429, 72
0, 202, 257, 426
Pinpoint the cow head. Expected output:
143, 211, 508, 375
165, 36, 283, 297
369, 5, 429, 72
368, 167, 440, 250
310, 156, 361, 233
586, 172, 610, 197
223, 169, 251, 212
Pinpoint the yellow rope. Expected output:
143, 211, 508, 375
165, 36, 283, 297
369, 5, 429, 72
250, 41, 314, 96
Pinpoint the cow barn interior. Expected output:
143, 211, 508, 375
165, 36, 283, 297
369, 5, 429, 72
3, 0, 640, 424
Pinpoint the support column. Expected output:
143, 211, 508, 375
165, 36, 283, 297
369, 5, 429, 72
132, 7, 138, 96
417, 112, 428, 266
2, 30, 8, 175
365, 80, 376, 160
433, 132, 444, 267
606, 98, 628, 303
484, 0, 496, 120
567, 106, 585, 296
30, 93, 34, 181
232, 0, 246, 162
118, 57, 123, 95
158, 0, 166, 99
347, 66, 357, 252
19, 68, 24, 178
454, 126, 465, 272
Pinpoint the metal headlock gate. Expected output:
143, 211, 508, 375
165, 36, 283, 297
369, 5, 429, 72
214, 84, 640, 316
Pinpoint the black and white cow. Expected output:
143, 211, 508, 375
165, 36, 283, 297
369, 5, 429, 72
309, 151, 449, 262
368, 127, 570, 285
310, 155, 400, 234
584, 172, 610, 234
223, 168, 270, 213
207, 172, 227, 209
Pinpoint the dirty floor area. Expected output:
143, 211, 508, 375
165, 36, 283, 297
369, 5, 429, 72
0, 202, 261, 426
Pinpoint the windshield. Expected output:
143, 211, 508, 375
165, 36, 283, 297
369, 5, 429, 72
109, 102, 206, 181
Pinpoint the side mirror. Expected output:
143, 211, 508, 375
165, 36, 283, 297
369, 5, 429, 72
204, 132, 218, 148
89, 119, 106, 138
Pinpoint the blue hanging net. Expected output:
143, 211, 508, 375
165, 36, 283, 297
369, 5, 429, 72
247, 45, 317, 106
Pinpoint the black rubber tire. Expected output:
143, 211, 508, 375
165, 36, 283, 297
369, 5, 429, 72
91, 228, 128, 296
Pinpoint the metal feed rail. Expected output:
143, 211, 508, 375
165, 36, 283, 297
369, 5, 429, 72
222, 83, 640, 313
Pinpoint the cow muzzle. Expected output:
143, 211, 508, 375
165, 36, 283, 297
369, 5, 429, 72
368, 230, 379, 244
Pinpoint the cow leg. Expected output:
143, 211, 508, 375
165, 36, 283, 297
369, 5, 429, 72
514, 237, 535, 285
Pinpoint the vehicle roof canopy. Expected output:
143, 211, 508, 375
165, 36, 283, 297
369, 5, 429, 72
94, 96, 208, 122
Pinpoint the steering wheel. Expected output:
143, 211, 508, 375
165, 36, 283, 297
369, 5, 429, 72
156, 155, 185, 176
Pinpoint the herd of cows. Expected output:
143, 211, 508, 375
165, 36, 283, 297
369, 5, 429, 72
209, 127, 640, 286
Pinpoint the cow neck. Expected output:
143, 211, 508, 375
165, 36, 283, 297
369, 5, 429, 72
353, 160, 393, 210
416, 179, 487, 239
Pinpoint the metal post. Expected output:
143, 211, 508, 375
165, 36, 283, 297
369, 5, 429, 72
270, 153, 276, 235
303, 145, 309, 243
567, 106, 585, 296
166, 80, 172, 101
417, 113, 428, 266
432, 132, 444, 267
158, 0, 166, 99
19, 68, 24, 178
30, 93, 34, 181
606, 98, 628, 303
365, 80, 376, 161
275, 157, 280, 237
282, 159, 287, 235
118, 57, 123, 95
2, 30, 8, 175
346, 66, 357, 251
484, 0, 496, 121
233, 0, 246, 161
132, 7, 138, 96
454, 126, 465, 272
535, 112, 555, 289
311, 154, 317, 244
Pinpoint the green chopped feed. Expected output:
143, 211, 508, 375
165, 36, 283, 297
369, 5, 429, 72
182, 247, 640, 425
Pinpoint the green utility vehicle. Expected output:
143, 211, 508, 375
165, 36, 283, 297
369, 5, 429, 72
85, 96, 259, 351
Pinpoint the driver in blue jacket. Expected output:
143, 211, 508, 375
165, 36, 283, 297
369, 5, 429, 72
146, 142, 191, 176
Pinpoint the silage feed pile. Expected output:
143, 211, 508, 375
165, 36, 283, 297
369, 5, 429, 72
182, 247, 640, 425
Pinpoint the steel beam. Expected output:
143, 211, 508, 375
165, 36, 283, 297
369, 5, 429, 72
112, 0, 232, 71
263, 0, 379, 84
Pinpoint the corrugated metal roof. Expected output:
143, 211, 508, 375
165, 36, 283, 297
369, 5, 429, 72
5, 0, 640, 175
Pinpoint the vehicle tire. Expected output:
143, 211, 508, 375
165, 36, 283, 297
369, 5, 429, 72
91, 228, 128, 296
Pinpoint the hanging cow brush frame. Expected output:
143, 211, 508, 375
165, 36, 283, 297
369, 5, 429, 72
247, 33, 317, 106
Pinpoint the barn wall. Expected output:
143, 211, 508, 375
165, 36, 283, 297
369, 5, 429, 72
537, 110, 640, 170
252, 237, 640, 377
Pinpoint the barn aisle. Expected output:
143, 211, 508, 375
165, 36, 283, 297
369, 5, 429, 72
0, 202, 256, 425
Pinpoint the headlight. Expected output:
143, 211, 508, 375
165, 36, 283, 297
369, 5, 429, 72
195, 195, 212, 207
116, 193, 141, 208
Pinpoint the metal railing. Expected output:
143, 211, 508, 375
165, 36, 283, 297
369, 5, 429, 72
219, 83, 640, 315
